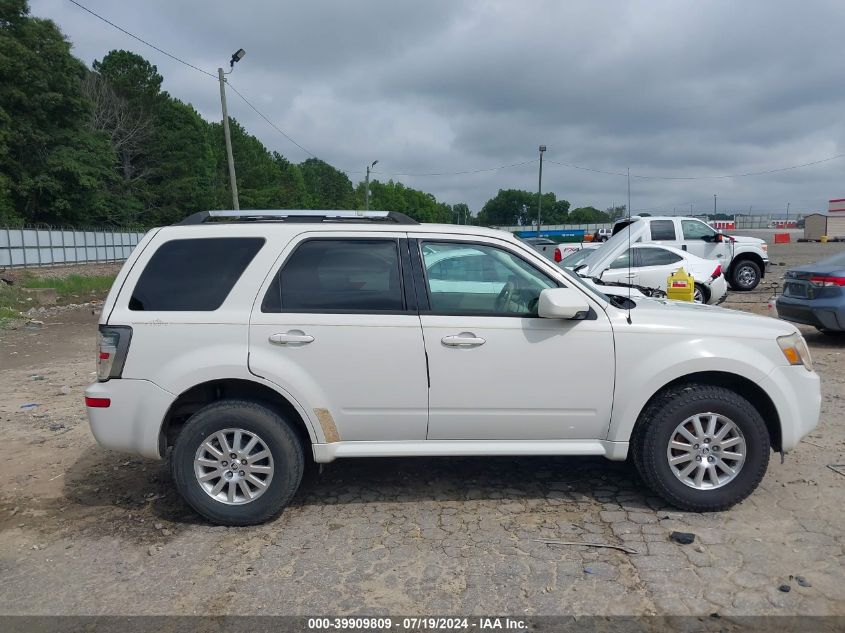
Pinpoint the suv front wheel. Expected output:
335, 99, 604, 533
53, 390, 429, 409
632, 384, 770, 512
171, 400, 304, 525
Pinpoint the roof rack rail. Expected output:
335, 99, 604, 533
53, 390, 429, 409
177, 210, 419, 226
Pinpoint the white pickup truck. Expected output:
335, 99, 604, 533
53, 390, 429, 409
611, 216, 769, 291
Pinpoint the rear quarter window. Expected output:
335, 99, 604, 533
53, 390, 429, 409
129, 237, 264, 311
649, 220, 677, 241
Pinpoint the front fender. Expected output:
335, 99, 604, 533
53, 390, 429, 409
607, 334, 782, 443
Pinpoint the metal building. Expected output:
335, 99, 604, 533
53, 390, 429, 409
803, 213, 828, 241
829, 199, 845, 239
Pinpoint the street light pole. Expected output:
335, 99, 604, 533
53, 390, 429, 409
537, 145, 546, 237
365, 160, 378, 210
713, 194, 717, 219
218, 48, 246, 210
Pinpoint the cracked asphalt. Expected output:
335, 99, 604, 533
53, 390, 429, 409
0, 241, 843, 616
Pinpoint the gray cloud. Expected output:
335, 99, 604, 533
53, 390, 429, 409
31, 0, 845, 215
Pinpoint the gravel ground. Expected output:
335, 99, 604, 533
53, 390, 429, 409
0, 241, 843, 616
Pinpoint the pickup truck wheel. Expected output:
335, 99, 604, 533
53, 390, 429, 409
729, 260, 761, 291
633, 384, 770, 512
171, 400, 304, 526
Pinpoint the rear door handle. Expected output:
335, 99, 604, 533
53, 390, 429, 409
269, 331, 314, 345
441, 333, 486, 348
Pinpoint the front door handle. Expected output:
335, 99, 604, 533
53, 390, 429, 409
269, 331, 314, 345
441, 333, 486, 348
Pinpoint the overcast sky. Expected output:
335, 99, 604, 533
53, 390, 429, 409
31, 0, 845, 215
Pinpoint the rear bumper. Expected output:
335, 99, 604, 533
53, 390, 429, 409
776, 296, 845, 331
85, 379, 175, 459
706, 275, 728, 305
764, 365, 821, 451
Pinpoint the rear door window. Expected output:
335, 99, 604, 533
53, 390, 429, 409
638, 247, 683, 266
262, 239, 404, 313
130, 238, 264, 311
649, 220, 677, 241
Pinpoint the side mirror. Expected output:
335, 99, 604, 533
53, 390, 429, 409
714, 232, 724, 243
538, 287, 590, 319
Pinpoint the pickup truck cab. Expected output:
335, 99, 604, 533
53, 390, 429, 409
86, 210, 818, 525
612, 216, 769, 290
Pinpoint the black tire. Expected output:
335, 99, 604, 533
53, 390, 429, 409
171, 400, 304, 526
693, 283, 709, 304
600, 236, 608, 242
729, 259, 761, 291
632, 383, 770, 512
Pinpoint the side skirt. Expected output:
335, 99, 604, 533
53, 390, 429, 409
312, 439, 629, 463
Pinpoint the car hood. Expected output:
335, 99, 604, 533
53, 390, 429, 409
625, 296, 798, 338
728, 234, 765, 246
579, 222, 648, 275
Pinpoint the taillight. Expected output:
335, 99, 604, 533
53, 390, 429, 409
554, 248, 562, 262
97, 325, 132, 381
810, 275, 845, 287
85, 397, 111, 408
711, 265, 722, 280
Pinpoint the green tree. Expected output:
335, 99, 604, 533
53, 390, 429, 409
300, 158, 354, 209
354, 179, 452, 223
478, 189, 569, 226
568, 206, 609, 223
452, 202, 470, 224
0, 0, 120, 225
145, 98, 216, 224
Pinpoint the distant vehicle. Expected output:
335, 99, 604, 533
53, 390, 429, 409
594, 228, 612, 242
776, 250, 845, 334
565, 243, 727, 305
521, 236, 559, 261
611, 216, 769, 291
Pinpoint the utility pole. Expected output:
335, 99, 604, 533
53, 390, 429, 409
786, 202, 790, 224
218, 48, 245, 210
364, 160, 378, 210
713, 194, 717, 218
537, 145, 546, 237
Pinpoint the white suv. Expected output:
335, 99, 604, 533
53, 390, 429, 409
86, 210, 819, 525
611, 216, 769, 290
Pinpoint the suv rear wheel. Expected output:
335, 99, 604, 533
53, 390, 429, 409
729, 259, 761, 291
171, 400, 304, 525
632, 384, 770, 511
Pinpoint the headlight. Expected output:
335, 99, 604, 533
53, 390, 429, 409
777, 333, 813, 371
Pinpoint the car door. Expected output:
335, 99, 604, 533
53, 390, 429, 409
249, 233, 429, 442
681, 219, 729, 262
411, 234, 615, 441
634, 246, 685, 290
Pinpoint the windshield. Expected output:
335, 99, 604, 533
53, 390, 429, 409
560, 248, 594, 268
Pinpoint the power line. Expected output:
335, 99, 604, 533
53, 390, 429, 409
67, 0, 217, 79
225, 82, 317, 159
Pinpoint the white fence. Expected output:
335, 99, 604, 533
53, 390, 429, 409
0, 227, 146, 268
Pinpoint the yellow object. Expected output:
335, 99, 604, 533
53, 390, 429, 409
821, 235, 828, 243
666, 267, 695, 302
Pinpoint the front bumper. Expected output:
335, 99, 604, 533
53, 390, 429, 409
776, 296, 845, 331
85, 379, 175, 459
763, 365, 821, 451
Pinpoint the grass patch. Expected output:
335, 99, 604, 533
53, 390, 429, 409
22, 274, 115, 296
0, 272, 116, 327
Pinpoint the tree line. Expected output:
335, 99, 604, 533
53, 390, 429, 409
1, 1, 620, 229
